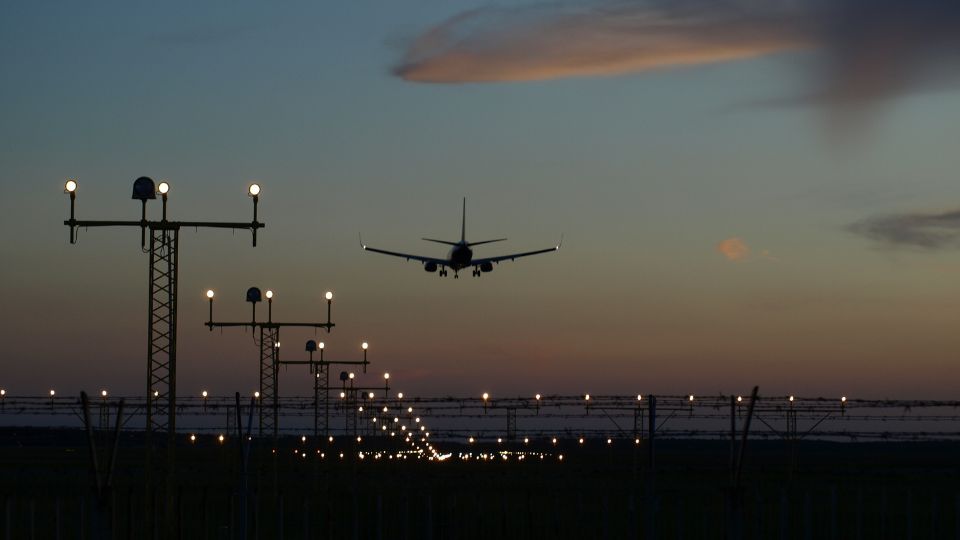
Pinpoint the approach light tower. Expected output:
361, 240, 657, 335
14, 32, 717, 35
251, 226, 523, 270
283, 339, 378, 437
62, 178, 263, 447
205, 287, 334, 440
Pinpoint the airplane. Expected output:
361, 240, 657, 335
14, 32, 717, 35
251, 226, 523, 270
360, 198, 561, 278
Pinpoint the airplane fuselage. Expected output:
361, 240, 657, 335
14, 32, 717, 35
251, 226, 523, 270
448, 243, 473, 269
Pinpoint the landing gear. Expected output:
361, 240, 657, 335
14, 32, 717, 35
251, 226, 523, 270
439, 269, 448, 277
472, 269, 480, 277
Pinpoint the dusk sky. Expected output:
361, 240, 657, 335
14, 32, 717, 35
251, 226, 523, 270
3, 1, 960, 400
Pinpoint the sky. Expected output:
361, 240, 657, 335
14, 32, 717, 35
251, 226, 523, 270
2, 1, 960, 401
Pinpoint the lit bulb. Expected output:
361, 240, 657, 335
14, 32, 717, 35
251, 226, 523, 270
157, 181, 169, 194
248, 183, 261, 196
206, 290, 214, 299
361, 342, 369, 350
65, 180, 77, 193
265, 290, 273, 299
325, 291, 333, 301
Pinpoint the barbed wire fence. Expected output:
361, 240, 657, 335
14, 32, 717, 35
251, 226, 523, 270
3, 393, 960, 444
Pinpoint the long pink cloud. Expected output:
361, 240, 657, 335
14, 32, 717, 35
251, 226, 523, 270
395, 0, 960, 106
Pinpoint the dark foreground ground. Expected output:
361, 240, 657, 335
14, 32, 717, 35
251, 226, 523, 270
2, 428, 960, 539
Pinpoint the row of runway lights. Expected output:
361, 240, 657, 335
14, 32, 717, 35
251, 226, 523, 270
0, 388, 413, 402
484, 393, 850, 405
183, 433, 565, 463
184, 433, 671, 449
0, 390, 851, 404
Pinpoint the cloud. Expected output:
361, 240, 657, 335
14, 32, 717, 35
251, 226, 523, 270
394, 0, 960, 108
395, 1, 810, 83
849, 208, 960, 249
717, 237, 750, 261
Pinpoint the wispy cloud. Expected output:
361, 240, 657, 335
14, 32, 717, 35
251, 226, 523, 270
395, 0, 960, 108
850, 208, 960, 249
717, 237, 750, 261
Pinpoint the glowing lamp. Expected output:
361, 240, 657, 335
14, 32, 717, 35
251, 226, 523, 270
248, 183, 261, 197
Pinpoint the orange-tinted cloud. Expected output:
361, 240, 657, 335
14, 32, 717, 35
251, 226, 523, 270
395, 3, 809, 83
717, 237, 750, 261
395, 0, 960, 110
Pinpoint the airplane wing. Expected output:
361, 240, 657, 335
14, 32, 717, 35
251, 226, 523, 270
361, 237, 448, 265
470, 238, 562, 266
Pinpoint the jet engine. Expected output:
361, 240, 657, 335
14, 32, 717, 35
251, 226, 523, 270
480, 262, 494, 273
424, 262, 438, 273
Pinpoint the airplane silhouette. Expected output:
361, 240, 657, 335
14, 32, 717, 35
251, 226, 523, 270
361, 198, 561, 278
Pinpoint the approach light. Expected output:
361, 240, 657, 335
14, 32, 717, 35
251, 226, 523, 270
535, 393, 541, 400
482, 392, 489, 401
369, 392, 375, 399
637, 394, 643, 401
349, 372, 355, 380
202, 390, 208, 398
64, 180, 77, 193
340, 392, 346, 399
397, 392, 404, 399
0, 390, 5, 397
206, 290, 215, 299
254, 391, 260, 398
157, 181, 169, 195
841, 396, 847, 403
325, 291, 333, 301
361, 342, 369, 350
384, 373, 390, 380
789, 395, 795, 402
218, 434, 225, 443
265, 290, 273, 299
584, 394, 590, 401
737, 396, 743, 403
688, 395, 695, 402
49, 390, 55, 397
248, 183, 261, 197
318, 342, 324, 349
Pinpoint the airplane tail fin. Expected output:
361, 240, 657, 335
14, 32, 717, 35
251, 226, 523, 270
461, 197, 466, 243
467, 238, 507, 247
